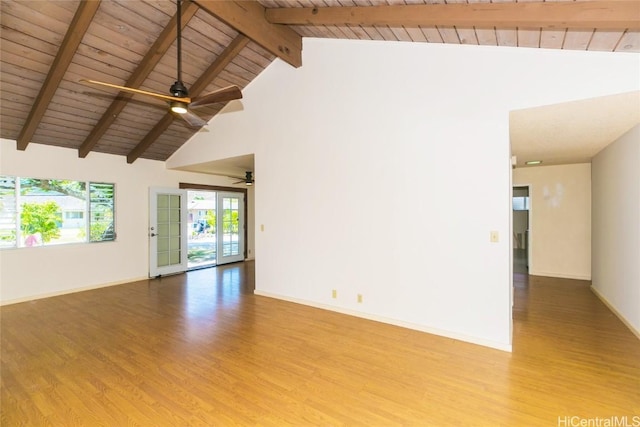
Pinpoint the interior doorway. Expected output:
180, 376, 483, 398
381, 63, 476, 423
513, 186, 530, 274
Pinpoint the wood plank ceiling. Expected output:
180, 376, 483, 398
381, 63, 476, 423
1, 0, 638, 163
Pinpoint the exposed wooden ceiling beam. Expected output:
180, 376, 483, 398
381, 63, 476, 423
16, 0, 101, 151
265, 1, 640, 30
126, 34, 250, 164
78, 0, 199, 158
195, 0, 302, 67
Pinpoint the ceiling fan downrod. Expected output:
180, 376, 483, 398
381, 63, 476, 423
171, 0, 187, 98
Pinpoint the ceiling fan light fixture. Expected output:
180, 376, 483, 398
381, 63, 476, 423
170, 101, 188, 114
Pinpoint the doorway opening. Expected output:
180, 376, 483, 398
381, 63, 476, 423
187, 190, 217, 270
513, 186, 530, 274
185, 187, 246, 270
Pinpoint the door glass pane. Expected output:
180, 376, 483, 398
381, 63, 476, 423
158, 209, 169, 222
158, 251, 170, 267
156, 192, 182, 268
222, 197, 240, 257
170, 208, 180, 222
158, 237, 169, 251
170, 223, 180, 235
158, 223, 169, 236
158, 195, 169, 208
170, 237, 180, 250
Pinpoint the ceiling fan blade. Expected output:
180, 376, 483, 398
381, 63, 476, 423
190, 86, 242, 108
80, 79, 191, 103
176, 110, 207, 128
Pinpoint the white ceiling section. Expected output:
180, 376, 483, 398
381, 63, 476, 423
510, 91, 640, 168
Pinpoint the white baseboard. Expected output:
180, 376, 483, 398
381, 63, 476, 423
253, 290, 512, 353
590, 286, 640, 340
529, 270, 591, 281
0, 276, 148, 306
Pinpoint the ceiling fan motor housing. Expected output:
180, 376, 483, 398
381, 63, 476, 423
170, 81, 189, 97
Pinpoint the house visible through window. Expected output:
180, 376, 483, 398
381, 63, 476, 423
0, 176, 115, 249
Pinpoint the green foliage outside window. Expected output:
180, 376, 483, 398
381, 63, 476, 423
20, 201, 62, 243
205, 211, 216, 233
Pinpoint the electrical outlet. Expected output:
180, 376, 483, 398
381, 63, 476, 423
357, 294, 363, 303
332, 289, 337, 299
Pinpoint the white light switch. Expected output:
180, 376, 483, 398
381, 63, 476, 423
490, 231, 499, 243
260, 224, 265, 232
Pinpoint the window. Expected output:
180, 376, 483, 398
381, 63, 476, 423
0, 176, 115, 249
513, 196, 530, 211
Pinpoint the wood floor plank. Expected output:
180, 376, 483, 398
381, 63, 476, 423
2, 262, 639, 425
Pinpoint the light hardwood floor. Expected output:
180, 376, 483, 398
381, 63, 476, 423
1, 263, 639, 426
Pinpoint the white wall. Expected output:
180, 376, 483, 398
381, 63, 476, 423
0, 141, 252, 304
513, 164, 592, 280
168, 39, 639, 351
591, 125, 640, 335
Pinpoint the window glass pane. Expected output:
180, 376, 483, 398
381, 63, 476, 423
20, 179, 86, 246
0, 176, 17, 248
513, 196, 529, 211
90, 183, 115, 242
1, 177, 115, 249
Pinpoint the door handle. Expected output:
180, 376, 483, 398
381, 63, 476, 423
150, 233, 157, 237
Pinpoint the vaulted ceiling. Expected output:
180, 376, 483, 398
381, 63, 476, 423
1, 1, 638, 163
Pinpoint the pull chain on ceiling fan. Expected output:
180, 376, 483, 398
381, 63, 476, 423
81, 0, 242, 127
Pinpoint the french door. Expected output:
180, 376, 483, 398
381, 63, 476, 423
215, 191, 245, 265
149, 187, 188, 277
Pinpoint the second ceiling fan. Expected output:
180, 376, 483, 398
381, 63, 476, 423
232, 171, 254, 186
82, 0, 242, 127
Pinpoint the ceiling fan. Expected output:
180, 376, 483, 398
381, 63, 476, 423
232, 171, 254, 186
81, 0, 242, 127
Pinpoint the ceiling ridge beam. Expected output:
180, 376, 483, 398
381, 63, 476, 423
126, 34, 250, 164
16, 0, 101, 151
195, 0, 302, 67
265, 1, 640, 30
78, 0, 200, 158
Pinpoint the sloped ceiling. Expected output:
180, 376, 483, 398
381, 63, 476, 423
511, 91, 640, 167
1, 0, 638, 165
